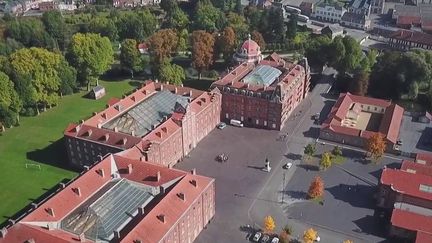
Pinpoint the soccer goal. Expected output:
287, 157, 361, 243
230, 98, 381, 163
25, 163, 41, 170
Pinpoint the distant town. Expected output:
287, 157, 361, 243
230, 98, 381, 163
0, 0, 432, 243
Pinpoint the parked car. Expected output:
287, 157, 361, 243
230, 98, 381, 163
396, 140, 403, 145
230, 119, 243, 127
217, 122, 227, 129
316, 236, 321, 242
283, 162, 293, 169
261, 234, 270, 242
252, 232, 262, 242
271, 237, 279, 243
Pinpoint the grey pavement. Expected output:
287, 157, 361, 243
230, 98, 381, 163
398, 115, 432, 154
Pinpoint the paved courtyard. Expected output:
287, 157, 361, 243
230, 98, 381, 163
283, 144, 403, 243
398, 115, 432, 154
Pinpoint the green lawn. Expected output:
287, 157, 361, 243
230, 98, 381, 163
0, 80, 137, 222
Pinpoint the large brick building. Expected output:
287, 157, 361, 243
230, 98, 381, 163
211, 40, 311, 131
320, 92, 404, 151
64, 80, 221, 168
0, 154, 215, 243
377, 153, 432, 243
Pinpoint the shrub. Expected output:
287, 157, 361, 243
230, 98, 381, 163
332, 146, 342, 156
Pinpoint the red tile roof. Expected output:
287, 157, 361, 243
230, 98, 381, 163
120, 173, 214, 243
391, 208, 432, 235
113, 154, 186, 187
379, 104, 404, 144
390, 29, 432, 46
0, 224, 83, 243
397, 16, 421, 26
416, 231, 432, 243
381, 168, 432, 201
416, 153, 432, 166
401, 160, 432, 177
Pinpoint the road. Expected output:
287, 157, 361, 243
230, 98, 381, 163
246, 68, 371, 242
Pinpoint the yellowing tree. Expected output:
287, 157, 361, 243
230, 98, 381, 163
303, 228, 318, 243
365, 133, 386, 162
320, 152, 332, 170
343, 240, 354, 243
308, 176, 324, 199
264, 215, 276, 233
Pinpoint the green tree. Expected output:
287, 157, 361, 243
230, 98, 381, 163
227, 12, 248, 40
166, 6, 190, 30
326, 36, 345, 67
116, 10, 157, 41
67, 33, 114, 89
244, 5, 262, 31
287, 14, 298, 39
192, 30, 215, 78
7, 19, 56, 49
320, 152, 332, 170
159, 61, 186, 85
177, 29, 189, 53
349, 69, 369, 96
332, 146, 342, 157
195, 0, 226, 31
88, 17, 118, 42
10, 48, 69, 111
305, 36, 331, 67
304, 143, 316, 160
0, 71, 22, 115
42, 10, 67, 50
120, 39, 143, 78
337, 36, 363, 74
0, 38, 23, 56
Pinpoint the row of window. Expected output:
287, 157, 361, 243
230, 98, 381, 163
315, 11, 342, 17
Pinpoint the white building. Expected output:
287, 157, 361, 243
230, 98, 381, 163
311, 2, 347, 23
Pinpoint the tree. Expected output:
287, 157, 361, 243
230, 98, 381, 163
191, 30, 215, 79
6, 19, 56, 49
264, 215, 276, 233
160, 0, 177, 13
88, 17, 118, 42
332, 146, 342, 157
0, 38, 23, 56
165, 6, 190, 30
349, 69, 369, 96
58, 60, 77, 96
10, 48, 72, 111
177, 29, 189, 53
116, 10, 157, 41
159, 61, 186, 85
283, 224, 293, 235
148, 29, 179, 65
320, 152, 332, 170
216, 27, 236, 61
303, 228, 318, 243
251, 31, 265, 51
67, 33, 114, 89
195, 0, 226, 31
326, 36, 345, 67
42, 10, 67, 50
227, 12, 248, 40
305, 36, 331, 67
336, 36, 363, 74
0, 71, 22, 115
286, 14, 297, 39
120, 39, 143, 78
343, 240, 354, 243
365, 133, 386, 162
308, 176, 324, 199
304, 143, 316, 160
264, 7, 285, 43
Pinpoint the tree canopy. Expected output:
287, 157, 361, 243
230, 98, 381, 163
159, 61, 186, 85
148, 29, 179, 65
303, 228, 318, 243
191, 30, 215, 77
195, 0, 226, 31
264, 215, 276, 233
120, 39, 143, 77
365, 133, 386, 162
308, 176, 324, 199
320, 152, 332, 170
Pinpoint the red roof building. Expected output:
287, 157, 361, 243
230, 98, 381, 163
377, 160, 432, 242
233, 37, 263, 64
0, 154, 215, 243
212, 40, 311, 130
388, 29, 432, 51
320, 92, 404, 151
64, 80, 221, 168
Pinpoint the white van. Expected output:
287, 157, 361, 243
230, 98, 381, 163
230, 119, 243, 127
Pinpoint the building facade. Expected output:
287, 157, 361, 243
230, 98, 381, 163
340, 12, 371, 30
64, 81, 221, 168
311, 2, 347, 23
0, 154, 216, 243
320, 93, 404, 152
371, 0, 384, 14
212, 41, 311, 131
388, 29, 432, 50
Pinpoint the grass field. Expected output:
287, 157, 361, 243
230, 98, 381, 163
0, 79, 137, 222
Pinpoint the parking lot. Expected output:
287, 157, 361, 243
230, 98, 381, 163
283, 144, 402, 242
398, 115, 432, 154
175, 125, 287, 243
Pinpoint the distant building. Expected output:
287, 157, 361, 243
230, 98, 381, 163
299, 1, 314, 16
89, 85, 106, 100
340, 12, 371, 30
321, 24, 344, 39
370, 0, 385, 14
137, 43, 149, 54
38, 1, 58, 11
0, 154, 215, 243
311, 2, 347, 23
377, 155, 432, 243
320, 92, 404, 152
212, 39, 311, 131
347, 0, 371, 16
388, 29, 432, 50
64, 81, 221, 168
392, 4, 432, 34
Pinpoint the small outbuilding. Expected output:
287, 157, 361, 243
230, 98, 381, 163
321, 24, 344, 39
90, 85, 106, 100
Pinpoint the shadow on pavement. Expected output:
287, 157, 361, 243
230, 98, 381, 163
302, 127, 320, 139
327, 184, 376, 209
285, 153, 303, 161
297, 163, 319, 171
352, 214, 387, 240
282, 190, 308, 200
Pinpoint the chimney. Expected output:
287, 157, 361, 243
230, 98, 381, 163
83, 165, 90, 171
160, 85, 164, 91
59, 182, 66, 189
114, 127, 118, 132
127, 164, 133, 174
191, 168, 196, 175
80, 120, 84, 124
161, 127, 167, 133
104, 134, 109, 141
87, 129, 93, 137
155, 79, 159, 83
122, 137, 128, 145
131, 95, 136, 102
114, 231, 120, 239
47, 207, 55, 217
131, 130, 135, 136
140, 156, 145, 162
138, 206, 145, 215
156, 171, 161, 182
157, 214, 166, 223
0, 228, 7, 238
31, 202, 38, 209
190, 179, 197, 187
201, 97, 206, 102
97, 123, 102, 128
98, 168, 105, 178
101, 113, 107, 119
189, 90, 193, 97
73, 187, 81, 197
156, 132, 162, 138
93, 111, 98, 116
177, 192, 186, 201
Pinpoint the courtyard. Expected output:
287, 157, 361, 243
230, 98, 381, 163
398, 115, 432, 154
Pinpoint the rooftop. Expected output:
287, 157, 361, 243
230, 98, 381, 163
102, 90, 189, 137
391, 208, 432, 236
243, 65, 282, 87
381, 168, 432, 201
390, 29, 432, 46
